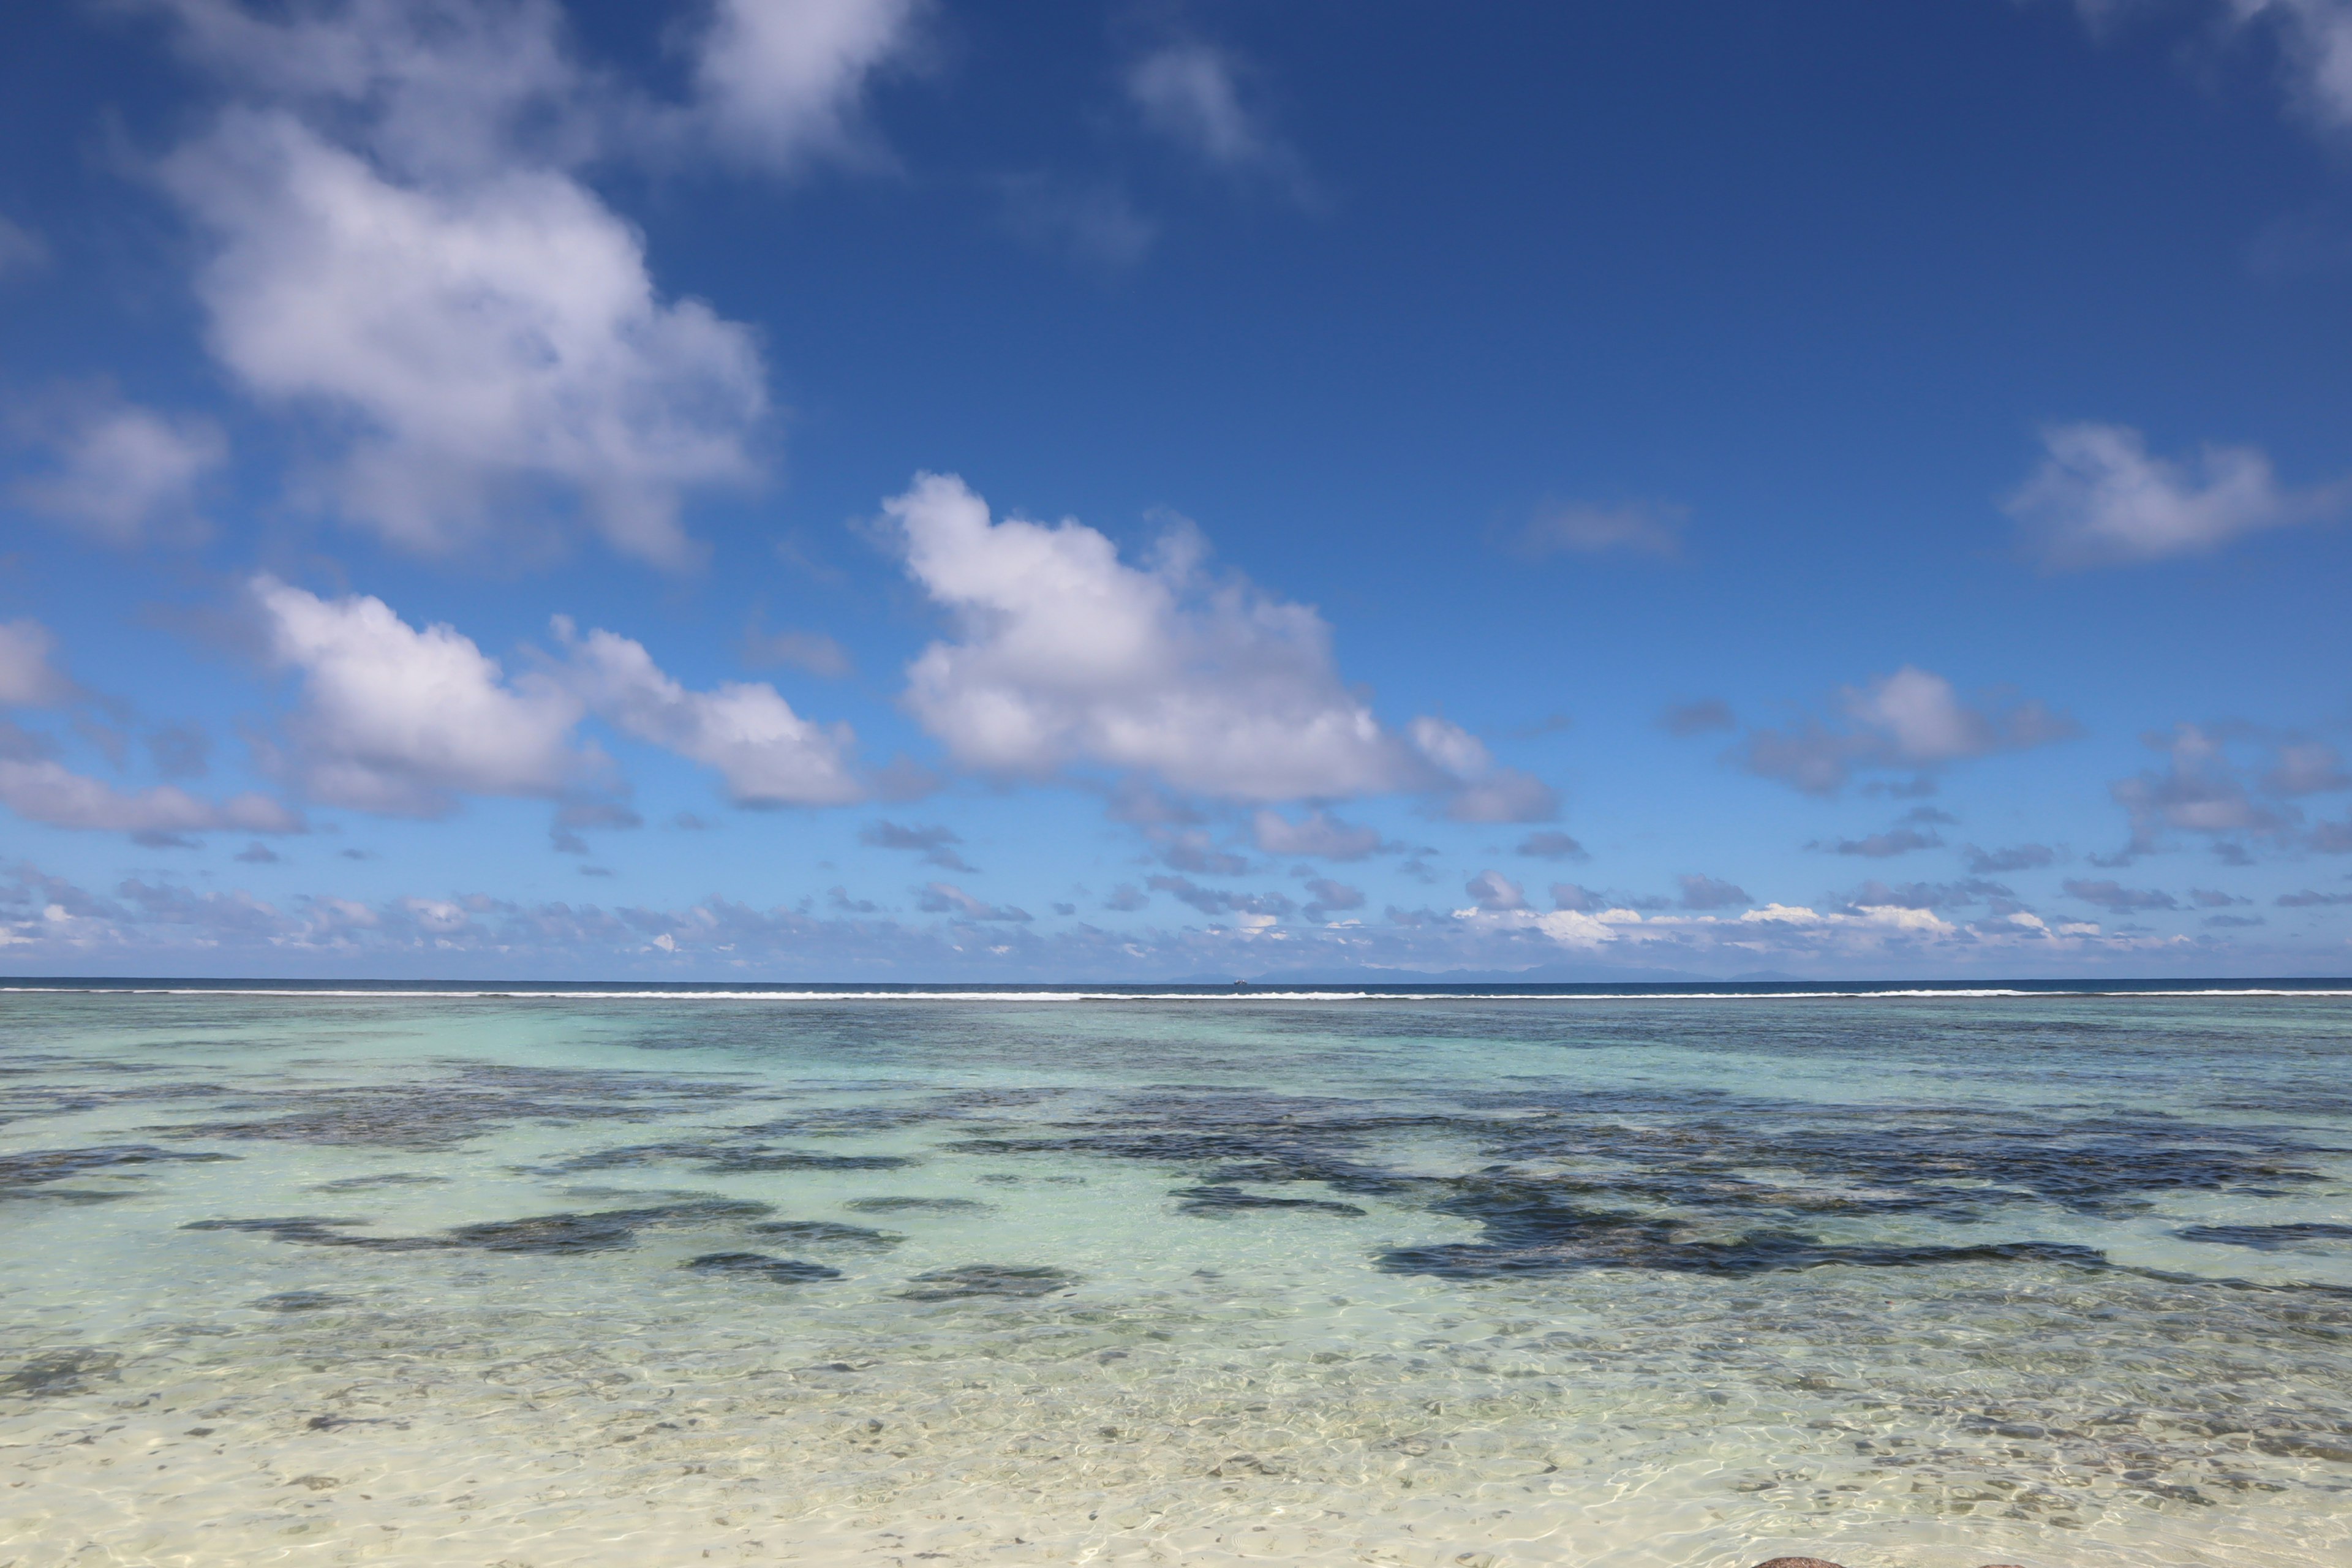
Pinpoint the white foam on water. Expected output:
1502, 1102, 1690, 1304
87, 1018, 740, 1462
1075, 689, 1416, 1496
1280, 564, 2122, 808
4, 984, 2350, 1001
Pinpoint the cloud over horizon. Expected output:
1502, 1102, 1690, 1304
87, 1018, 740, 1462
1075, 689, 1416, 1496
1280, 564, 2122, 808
888, 472, 1433, 802
1731, 666, 2078, 794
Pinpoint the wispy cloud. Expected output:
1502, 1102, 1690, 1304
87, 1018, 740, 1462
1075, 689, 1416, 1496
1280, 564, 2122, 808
10, 387, 224, 547
1508, 499, 1687, 560
861, 819, 974, 872
1125, 39, 1310, 198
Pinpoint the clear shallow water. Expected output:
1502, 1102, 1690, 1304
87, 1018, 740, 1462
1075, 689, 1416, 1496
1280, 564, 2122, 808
1, 990, 2348, 1567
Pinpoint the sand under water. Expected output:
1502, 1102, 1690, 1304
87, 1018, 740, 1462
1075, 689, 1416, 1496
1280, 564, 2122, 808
1, 985, 2347, 1566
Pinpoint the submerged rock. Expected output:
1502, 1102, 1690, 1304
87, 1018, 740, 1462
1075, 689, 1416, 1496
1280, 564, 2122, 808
896, 1265, 1079, 1300
539, 1139, 919, 1175
682, 1251, 843, 1282
0, 1144, 236, 1197
157, 1065, 756, 1151
186, 1197, 776, 1257
442, 1212, 639, 1254
445, 1199, 775, 1254
308, 1172, 450, 1191
846, 1196, 992, 1214
1, 1349, 121, 1398
747, 1219, 903, 1249
251, 1291, 349, 1312
1376, 1180, 2110, 1279
184, 1216, 451, 1251
1171, 1184, 1367, 1217
704, 1151, 918, 1172
2176, 1221, 2352, 1250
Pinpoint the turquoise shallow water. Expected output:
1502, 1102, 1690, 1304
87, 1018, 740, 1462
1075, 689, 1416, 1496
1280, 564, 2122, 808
1, 988, 2348, 1567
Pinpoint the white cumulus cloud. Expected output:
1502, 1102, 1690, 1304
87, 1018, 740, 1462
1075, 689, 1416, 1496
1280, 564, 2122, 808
252, 575, 591, 815
887, 473, 1425, 802
151, 0, 772, 566
557, 620, 861, 807
1735, 666, 2078, 794
2005, 422, 2340, 567
252, 576, 863, 815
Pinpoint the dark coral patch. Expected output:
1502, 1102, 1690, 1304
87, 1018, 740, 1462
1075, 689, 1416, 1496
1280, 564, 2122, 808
545, 1140, 918, 1175
252, 1291, 350, 1312
157, 1065, 758, 1151
1, 1349, 123, 1397
0, 1144, 237, 1197
309, 1173, 450, 1192
2177, 1222, 2352, 1251
1375, 1182, 2109, 1278
1172, 1185, 1367, 1217
682, 1251, 843, 1282
184, 1198, 775, 1256
184, 1216, 451, 1251
896, 1265, 1078, 1300
746, 1219, 903, 1249
443, 1199, 774, 1254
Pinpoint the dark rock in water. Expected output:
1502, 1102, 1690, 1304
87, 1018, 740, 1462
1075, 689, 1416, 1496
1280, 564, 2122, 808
252, 1291, 349, 1312
682, 1251, 843, 1282
747, 1219, 903, 1249
444, 1199, 774, 1255
559, 1185, 706, 1201
704, 1151, 918, 1172
897, 1265, 1079, 1300
945, 1084, 2329, 1231
2177, 1221, 2352, 1250
444, 1212, 641, 1254
187, 1197, 774, 1257
1376, 1180, 2109, 1279
1171, 1184, 1367, 1218
846, 1196, 992, 1214
0, 1186, 135, 1205
0, 1144, 237, 1195
1, 1349, 121, 1397
155, 1065, 755, 1152
183, 1216, 452, 1251
308, 1172, 449, 1191
538, 1139, 918, 1175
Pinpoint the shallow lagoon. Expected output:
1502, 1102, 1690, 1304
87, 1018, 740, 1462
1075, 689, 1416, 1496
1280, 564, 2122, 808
2, 988, 2348, 1566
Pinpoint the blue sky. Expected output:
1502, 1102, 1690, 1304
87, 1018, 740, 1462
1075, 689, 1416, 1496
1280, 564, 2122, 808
2, 0, 2349, 979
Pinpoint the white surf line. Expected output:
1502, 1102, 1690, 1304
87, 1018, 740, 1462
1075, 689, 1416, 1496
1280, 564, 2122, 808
3, 986, 2349, 1001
